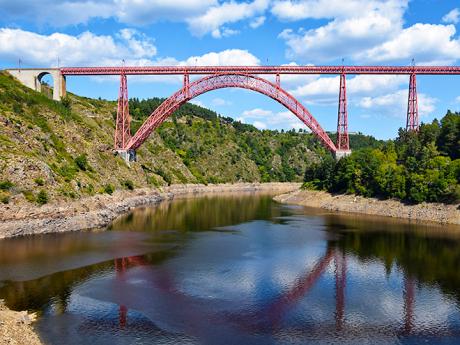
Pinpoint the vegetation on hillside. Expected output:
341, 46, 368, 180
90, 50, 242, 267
304, 111, 460, 204
1, 72, 361, 205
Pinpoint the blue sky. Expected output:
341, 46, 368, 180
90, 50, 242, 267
1, 0, 460, 139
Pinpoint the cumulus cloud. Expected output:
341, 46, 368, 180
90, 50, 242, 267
211, 98, 232, 106
181, 49, 260, 66
187, 0, 269, 37
0, 0, 114, 26
0, 26, 260, 70
240, 108, 307, 130
249, 16, 266, 29
274, 0, 460, 65
114, 0, 217, 25
290, 75, 407, 101
359, 23, 460, 64
276, 0, 407, 62
0, 28, 157, 67
271, 0, 401, 21
442, 8, 460, 24
359, 89, 436, 118
0, 0, 264, 38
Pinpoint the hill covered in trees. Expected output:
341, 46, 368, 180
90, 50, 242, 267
304, 111, 460, 204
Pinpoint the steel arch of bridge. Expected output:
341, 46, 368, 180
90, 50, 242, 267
125, 73, 337, 152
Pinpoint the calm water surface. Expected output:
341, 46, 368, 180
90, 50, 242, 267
1, 192, 460, 344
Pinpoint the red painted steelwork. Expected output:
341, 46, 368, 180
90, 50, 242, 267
406, 73, 419, 131
60, 65, 460, 75
114, 73, 131, 149
335, 251, 346, 331
125, 73, 337, 152
336, 73, 349, 151
403, 276, 415, 334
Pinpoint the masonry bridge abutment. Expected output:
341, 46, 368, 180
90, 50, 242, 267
6, 68, 66, 101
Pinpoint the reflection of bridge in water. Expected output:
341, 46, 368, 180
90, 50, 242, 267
113, 246, 423, 337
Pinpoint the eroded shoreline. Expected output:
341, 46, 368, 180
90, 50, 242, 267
0, 183, 301, 239
274, 189, 460, 225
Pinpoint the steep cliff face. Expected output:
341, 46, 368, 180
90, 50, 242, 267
0, 71, 319, 205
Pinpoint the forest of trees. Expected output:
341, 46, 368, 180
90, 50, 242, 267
304, 111, 460, 204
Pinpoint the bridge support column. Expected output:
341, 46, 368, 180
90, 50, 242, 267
114, 72, 131, 150
335, 73, 351, 159
406, 73, 419, 131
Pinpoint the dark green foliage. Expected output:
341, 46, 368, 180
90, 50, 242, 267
304, 111, 460, 204
129, 97, 332, 183
37, 190, 49, 205
122, 179, 134, 190
23, 190, 35, 202
104, 184, 115, 195
437, 110, 460, 159
61, 96, 71, 110
0, 181, 14, 190
34, 177, 45, 186
74, 154, 90, 171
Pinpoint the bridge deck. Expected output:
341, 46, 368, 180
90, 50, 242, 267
57, 65, 460, 75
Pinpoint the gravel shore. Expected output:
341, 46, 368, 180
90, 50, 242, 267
0, 183, 301, 239
274, 189, 460, 225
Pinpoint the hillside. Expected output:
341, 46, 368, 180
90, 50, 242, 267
0, 71, 328, 205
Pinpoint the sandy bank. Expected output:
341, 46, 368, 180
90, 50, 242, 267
0, 300, 43, 345
0, 183, 300, 239
274, 189, 460, 225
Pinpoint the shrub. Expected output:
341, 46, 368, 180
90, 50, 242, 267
122, 179, 134, 190
0, 191, 9, 204
37, 190, 49, 205
0, 181, 14, 190
104, 184, 115, 195
74, 154, 89, 171
61, 96, 71, 109
23, 190, 35, 203
34, 177, 45, 186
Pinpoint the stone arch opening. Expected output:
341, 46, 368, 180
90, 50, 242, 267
37, 72, 54, 98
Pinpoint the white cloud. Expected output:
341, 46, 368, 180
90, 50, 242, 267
276, 0, 407, 62
359, 23, 460, 64
0, 0, 114, 26
253, 120, 267, 129
442, 8, 460, 24
275, 0, 460, 65
290, 75, 407, 99
0, 28, 157, 67
187, 0, 269, 37
240, 108, 307, 130
271, 0, 401, 21
211, 98, 232, 106
114, 0, 217, 24
181, 49, 260, 66
211, 27, 240, 39
249, 16, 266, 28
0, 27, 259, 71
0, 0, 263, 39
358, 89, 436, 118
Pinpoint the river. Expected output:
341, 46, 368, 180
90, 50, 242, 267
0, 192, 459, 344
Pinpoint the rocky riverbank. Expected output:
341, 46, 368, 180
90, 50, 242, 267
0, 300, 42, 345
274, 189, 460, 225
0, 183, 300, 239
